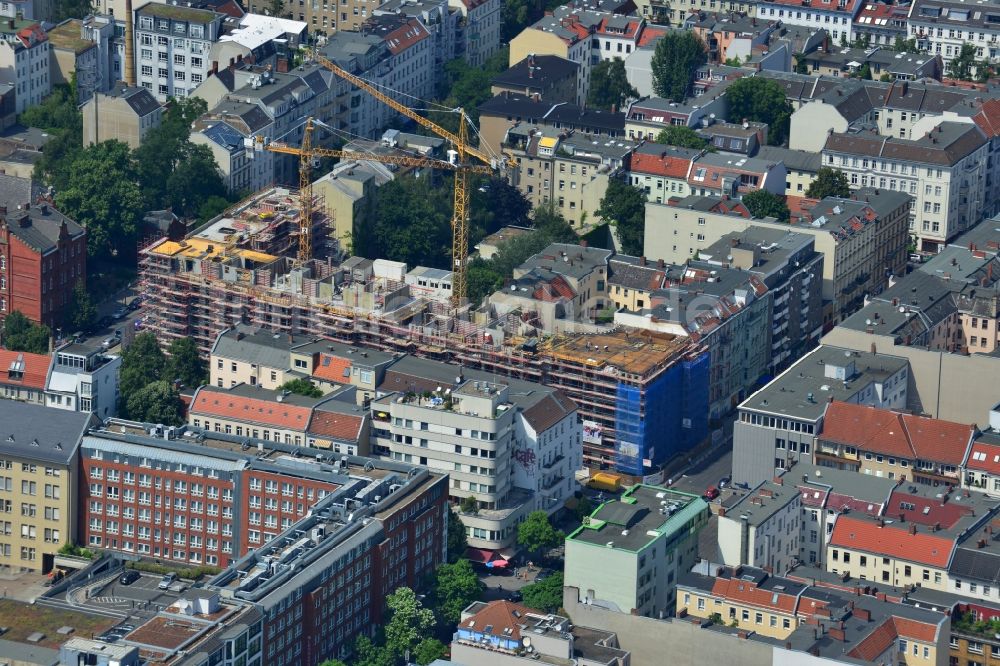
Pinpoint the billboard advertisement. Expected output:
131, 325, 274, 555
583, 420, 603, 444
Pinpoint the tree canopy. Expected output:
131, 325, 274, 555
742, 189, 790, 223
655, 126, 709, 150
447, 508, 468, 563
517, 511, 563, 558
806, 167, 851, 199
725, 77, 793, 146
596, 179, 646, 256
67, 279, 97, 332
165, 338, 207, 388
55, 140, 143, 260
119, 332, 167, 412
521, 572, 565, 613
357, 176, 454, 269
278, 378, 323, 398
433, 559, 484, 628
384, 587, 437, 662
948, 42, 978, 81
1, 311, 50, 355
588, 59, 638, 111
651, 32, 707, 102
125, 380, 185, 426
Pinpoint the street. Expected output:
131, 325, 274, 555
669, 446, 734, 497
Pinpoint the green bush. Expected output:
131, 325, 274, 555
124, 560, 222, 580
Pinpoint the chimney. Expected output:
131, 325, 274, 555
853, 607, 871, 621
828, 627, 846, 642
870, 342, 876, 355
124, 0, 135, 86
657, 258, 665, 269
640, 256, 647, 266
910, 524, 917, 535
580, 239, 588, 248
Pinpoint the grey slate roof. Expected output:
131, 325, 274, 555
211, 328, 294, 369
0, 402, 96, 464
493, 54, 579, 89
756, 146, 822, 173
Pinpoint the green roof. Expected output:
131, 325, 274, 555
48, 20, 96, 54
0, 18, 39, 34
138, 3, 218, 23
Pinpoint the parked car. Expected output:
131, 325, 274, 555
112, 307, 128, 320
704, 486, 720, 500
102, 333, 121, 349
158, 572, 178, 590
119, 570, 140, 585
718, 476, 731, 489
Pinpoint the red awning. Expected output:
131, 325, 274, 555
486, 559, 509, 568
466, 547, 494, 564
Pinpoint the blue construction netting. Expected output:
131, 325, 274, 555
613, 350, 711, 476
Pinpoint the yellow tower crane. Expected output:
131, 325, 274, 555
264, 117, 495, 271
309, 50, 516, 307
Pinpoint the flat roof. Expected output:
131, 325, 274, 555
738, 345, 909, 422
541, 330, 692, 378
568, 484, 708, 552
148, 236, 278, 265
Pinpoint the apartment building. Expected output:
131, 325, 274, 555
615, 260, 773, 420
0, 176, 87, 328
676, 565, 949, 665
0, 349, 45, 404
641, 0, 753, 25
371, 355, 580, 551
686, 152, 787, 200
312, 160, 394, 249
814, 400, 976, 486
718, 479, 800, 574
564, 484, 710, 618
606, 254, 665, 312
963, 431, 1000, 493
491, 54, 579, 105
47, 19, 99, 100
82, 83, 162, 149
852, 1, 908, 46
686, 11, 780, 64
645, 189, 912, 327
755, 146, 821, 197
827, 488, 998, 591
508, 7, 602, 103
698, 226, 825, 372
134, 2, 225, 101
624, 93, 730, 141
788, 79, 878, 152
477, 92, 626, 158
909, 0, 1000, 72
756, 0, 865, 42
732, 345, 910, 487
822, 123, 988, 252
627, 143, 700, 204
504, 126, 637, 229
44, 342, 121, 419
448, 0, 501, 67
0, 401, 95, 573
0, 24, 48, 114
798, 45, 940, 81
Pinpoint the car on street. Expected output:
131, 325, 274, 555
102, 333, 121, 349
112, 307, 128, 320
119, 569, 140, 585
718, 476, 731, 489
158, 572, 178, 590
704, 486, 720, 500
98, 315, 113, 329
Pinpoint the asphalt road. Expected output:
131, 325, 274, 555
670, 444, 734, 497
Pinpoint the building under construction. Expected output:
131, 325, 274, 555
140, 187, 709, 473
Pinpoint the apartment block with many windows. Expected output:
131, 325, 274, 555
134, 2, 224, 101
0, 402, 95, 573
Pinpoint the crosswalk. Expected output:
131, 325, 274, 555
35, 595, 128, 619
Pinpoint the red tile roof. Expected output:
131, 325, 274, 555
893, 615, 940, 643
0, 349, 49, 390
637, 26, 666, 47
847, 619, 897, 662
965, 439, 1000, 475
630, 151, 693, 179
974, 99, 1000, 139
384, 18, 428, 55
820, 401, 975, 466
854, 2, 909, 23
829, 515, 954, 568
595, 17, 640, 39
308, 409, 364, 442
313, 353, 351, 383
190, 388, 313, 430
761, 0, 862, 12
710, 577, 799, 613
889, 490, 971, 528
462, 601, 536, 641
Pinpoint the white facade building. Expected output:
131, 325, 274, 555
0, 24, 49, 114
134, 2, 224, 101
449, 0, 501, 67
756, 0, 864, 43
45, 343, 121, 420
718, 480, 801, 575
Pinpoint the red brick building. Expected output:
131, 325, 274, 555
0, 176, 86, 328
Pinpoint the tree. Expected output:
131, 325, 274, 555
413, 638, 447, 665
23, 80, 83, 193
67, 279, 97, 332
857, 62, 872, 80
318, 661, 348, 666
55, 140, 143, 259
266, 0, 285, 16
119, 332, 167, 404
655, 125, 708, 150
588, 59, 638, 111
278, 378, 323, 398
199, 195, 230, 224
433, 559, 484, 627
651, 32, 707, 102
521, 572, 564, 613
384, 587, 437, 662
517, 511, 563, 559
125, 380, 185, 425
532, 205, 577, 242
573, 496, 594, 522
466, 258, 504, 306
724, 77, 794, 145
742, 189, 790, 222
447, 507, 469, 563
52, 0, 95, 20
352, 635, 393, 666
165, 144, 228, 218
948, 42, 977, 80
459, 495, 479, 515
470, 177, 531, 238
793, 54, 809, 74
358, 177, 454, 269
166, 338, 207, 388
1, 311, 50, 355
806, 167, 851, 199
596, 179, 646, 256
892, 37, 920, 54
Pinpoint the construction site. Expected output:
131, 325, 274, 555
138, 185, 709, 472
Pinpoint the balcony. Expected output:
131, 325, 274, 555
542, 454, 564, 470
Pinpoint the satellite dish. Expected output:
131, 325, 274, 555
522, 637, 532, 648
